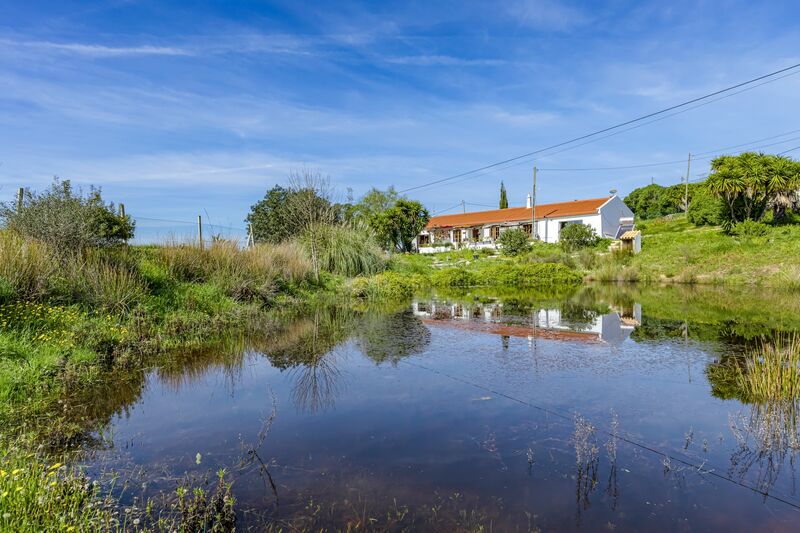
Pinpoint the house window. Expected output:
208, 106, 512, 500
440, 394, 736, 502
418, 234, 430, 246
453, 229, 462, 243
559, 219, 583, 229
472, 228, 480, 241
490, 226, 500, 240
522, 223, 532, 236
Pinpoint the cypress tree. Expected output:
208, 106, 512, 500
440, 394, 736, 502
499, 181, 508, 209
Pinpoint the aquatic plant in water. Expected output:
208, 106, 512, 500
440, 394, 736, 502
736, 335, 800, 402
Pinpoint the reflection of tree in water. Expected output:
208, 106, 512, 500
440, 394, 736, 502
263, 306, 432, 412
355, 309, 431, 365
729, 400, 800, 494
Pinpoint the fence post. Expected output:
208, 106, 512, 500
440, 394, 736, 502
16, 187, 23, 212
119, 203, 126, 218
248, 224, 255, 248
197, 215, 203, 248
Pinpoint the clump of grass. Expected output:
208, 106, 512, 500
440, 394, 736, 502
79, 261, 145, 313
736, 336, 800, 401
0, 230, 55, 301
308, 223, 386, 277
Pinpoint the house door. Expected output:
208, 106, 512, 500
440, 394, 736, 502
472, 228, 480, 241
452, 230, 461, 243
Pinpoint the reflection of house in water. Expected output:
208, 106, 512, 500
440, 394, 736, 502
412, 300, 641, 344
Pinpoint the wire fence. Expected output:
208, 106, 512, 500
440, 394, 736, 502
130, 216, 249, 247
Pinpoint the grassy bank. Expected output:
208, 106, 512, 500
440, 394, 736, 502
0, 230, 334, 436
590, 215, 800, 288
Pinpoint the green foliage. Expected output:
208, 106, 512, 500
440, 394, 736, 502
351, 187, 399, 221
687, 184, 724, 226
0, 179, 134, 254
730, 219, 769, 238
559, 223, 597, 252
624, 183, 687, 220
309, 223, 386, 277
246, 183, 335, 244
370, 199, 430, 253
475, 262, 583, 287
734, 336, 800, 401
499, 181, 508, 209
350, 271, 426, 300
706, 152, 800, 224
497, 228, 530, 256
430, 268, 477, 287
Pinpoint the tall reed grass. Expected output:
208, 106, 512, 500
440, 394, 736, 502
736, 335, 800, 401
304, 223, 386, 277
0, 230, 55, 300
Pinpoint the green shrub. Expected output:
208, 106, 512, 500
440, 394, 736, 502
730, 220, 769, 238
560, 223, 597, 252
77, 261, 145, 313
497, 228, 530, 256
350, 272, 425, 300
0, 179, 133, 255
688, 186, 723, 226
477, 262, 582, 287
430, 268, 477, 287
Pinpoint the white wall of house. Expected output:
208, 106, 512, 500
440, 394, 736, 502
599, 196, 634, 238
538, 214, 602, 244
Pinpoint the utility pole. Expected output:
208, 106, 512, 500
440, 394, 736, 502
684, 153, 692, 213
16, 187, 23, 212
531, 166, 537, 240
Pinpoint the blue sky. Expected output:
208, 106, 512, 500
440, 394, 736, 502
1, 0, 799, 233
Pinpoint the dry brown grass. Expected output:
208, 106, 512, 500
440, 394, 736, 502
0, 230, 56, 299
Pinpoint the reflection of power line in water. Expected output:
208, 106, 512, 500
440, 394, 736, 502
399, 358, 800, 511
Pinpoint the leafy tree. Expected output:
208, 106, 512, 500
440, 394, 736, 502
687, 184, 724, 226
1, 178, 133, 254
497, 228, 530, 256
246, 185, 294, 244
624, 183, 683, 219
352, 187, 399, 221
706, 152, 800, 225
559, 223, 597, 252
499, 181, 508, 209
371, 199, 429, 252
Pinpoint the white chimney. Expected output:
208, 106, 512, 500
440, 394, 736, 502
526, 194, 532, 208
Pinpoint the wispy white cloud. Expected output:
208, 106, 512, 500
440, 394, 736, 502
1, 39, 191, 57
383, 55, 506, 67
510, 0, 591, 31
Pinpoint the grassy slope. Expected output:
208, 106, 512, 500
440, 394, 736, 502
627, 216, 800, 287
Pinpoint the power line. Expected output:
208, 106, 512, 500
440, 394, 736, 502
398, 63, 800, 193
536, 131, 800, 172
778, 145, 800, 156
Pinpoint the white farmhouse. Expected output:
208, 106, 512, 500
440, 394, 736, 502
417, 195, 634, 251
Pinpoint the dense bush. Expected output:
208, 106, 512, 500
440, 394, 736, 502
624, 183, 686, 219
497, 228, 530, 256
476, 262, 583, 287
730, 219, 769, 238
430, 268, 477, 287
350, 271, 426, 300
560, 223, 597, 252
0, 179, 133, 254
687, 185, 723, 226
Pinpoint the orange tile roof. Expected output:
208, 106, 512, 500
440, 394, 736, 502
426, 196, 612, 229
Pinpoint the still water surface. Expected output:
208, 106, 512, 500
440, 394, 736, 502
81, 285, 800, 530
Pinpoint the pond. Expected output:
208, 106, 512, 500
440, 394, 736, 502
76, 284, 800, 531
